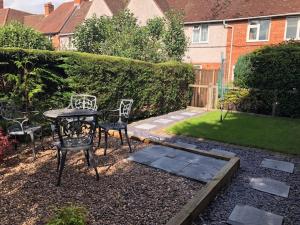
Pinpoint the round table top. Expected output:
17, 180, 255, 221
43, 108, 99, 119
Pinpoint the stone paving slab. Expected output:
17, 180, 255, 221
134, 123, 157, 130
261, 159, 294, 173
180, 112, 198, 116
249, 177, 290, 198
129, 145, 227, 183
153, 118, 174, 124
174, 141, 197, 149
210, 148, 237, 157
228, 205, 283, 225
169, 115, 185, 120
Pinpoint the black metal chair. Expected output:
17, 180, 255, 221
98, 99, 133, 155
55, 115, 99, 186
0, 104, 43, 159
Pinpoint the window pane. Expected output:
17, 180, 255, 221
249, 27, 257, 40
250, 20, 259, 25
259, 20, 270, 40
286, 17, 298, 39
192, 27, 200, 43
201, 24, 208, 42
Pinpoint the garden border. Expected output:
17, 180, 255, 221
109, 130, 240, 225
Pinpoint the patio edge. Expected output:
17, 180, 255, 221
109, 131, 240, 225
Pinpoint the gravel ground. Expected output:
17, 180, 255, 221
0, 138, 202, 225
163, 136, 300, 225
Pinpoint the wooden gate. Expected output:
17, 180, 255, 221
190, 69, 219, 109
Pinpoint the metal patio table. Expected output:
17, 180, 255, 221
43, 108, 99, 119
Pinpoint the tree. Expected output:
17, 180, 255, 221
74, 10, 187, 62
0, 22, 52, 50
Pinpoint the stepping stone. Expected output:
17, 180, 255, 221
178, 163, 218, 182
249, 177, 290, 198
142, 145, 176, 156
261, 158, 294, 173
210, 148, 236, 157
134, 123, 157, 130
170, 115, 184, 120
228, 205, 283, 225
128, 151, 161, 166
181, 112, 197, 116
153, 118, 174, 124
150, 157, 189, 173
174, 141, 197, 149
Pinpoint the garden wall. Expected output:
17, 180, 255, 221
0, 48, 194, 119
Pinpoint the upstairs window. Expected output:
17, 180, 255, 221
286, 17, 300, 40
247, 19, 270, 41
192, 24, 208, 43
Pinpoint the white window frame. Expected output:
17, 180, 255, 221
192, 24, 209, 44
246, 19, 271, 42
285, 17, 300, 40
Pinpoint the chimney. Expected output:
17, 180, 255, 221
44, 2, 54, 17
74, 0, 88, 6
0, 0, 4, 9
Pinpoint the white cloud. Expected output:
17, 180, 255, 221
4, 0, 71, 14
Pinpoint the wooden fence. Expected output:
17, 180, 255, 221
189, 69, 219, 109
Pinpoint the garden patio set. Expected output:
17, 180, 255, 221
0, 95, 134, 186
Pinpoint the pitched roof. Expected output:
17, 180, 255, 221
153, 0, 300, 22
23, 14, 44, 30
38, 2, 76, 34
0, 8, 32, 26
60, 1, 92, 34
104, 0, 129, 15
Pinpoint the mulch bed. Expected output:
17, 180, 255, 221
0, 137, 203, 225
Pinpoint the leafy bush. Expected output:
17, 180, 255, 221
46, 205, 87, 225
233, 41, 300, 117
0, 22, 53, 50
0, 48, 194, 119
73, 10, 187, 63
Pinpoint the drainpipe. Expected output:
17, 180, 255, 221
223, 20, 234, 82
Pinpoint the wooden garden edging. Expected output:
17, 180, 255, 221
109, 131, 240, 225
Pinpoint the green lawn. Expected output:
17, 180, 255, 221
167, 111, 300, 155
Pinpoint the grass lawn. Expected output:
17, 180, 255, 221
167, 111, 300, 155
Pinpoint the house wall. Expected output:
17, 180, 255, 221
59, 35, 75, 50
127, 0, 164, 25
85, 0, 112, 18
225, 17, 287, 81
184, 23, 227, 69
51, 35, 61, 49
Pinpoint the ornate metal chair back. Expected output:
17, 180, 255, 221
69, 94, 98, 111
118, 99, 133, 122
56, 115, 97, 149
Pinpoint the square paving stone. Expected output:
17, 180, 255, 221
134, 123, 157, 130
261, 158, 294, 173
210, 148, 236, 157
178, 163, 217, 182
175, 141, 197, 149
180, 112, 197, 116
228, 205, 283, 225
153, 118, 174, 124
142, 145, 176, 156
150, 157, 190, 173
249, 177, 290, 198
128, 151, 162, 165
170, 115, 185, 120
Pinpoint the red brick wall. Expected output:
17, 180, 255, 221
51, 35, 60, 49
192, 62, 221, 70
225, 17, 287, 82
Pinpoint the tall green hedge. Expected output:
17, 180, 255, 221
0, 48, 194, 119
233, 41, 300, 117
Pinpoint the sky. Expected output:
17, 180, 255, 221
4, 0, 70, 14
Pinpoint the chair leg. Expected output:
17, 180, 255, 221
104, 131, 108, 156
57, 151, 67, 186
56, 148, 61, 172
98, 127, 102, 148
29, 132, 36, 159
84, 149, 90, 167
124, 128, 132, 153
88, 148, 99, 181
119, 130, 123, 145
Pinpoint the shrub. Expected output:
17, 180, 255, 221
0, 22, 53, 50
46, 205, 87, 225
233, 41, 300, 117
0, 48, 194, 119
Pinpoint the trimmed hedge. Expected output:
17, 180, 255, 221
0, 48, 194, 120
233, 41, 300, 117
